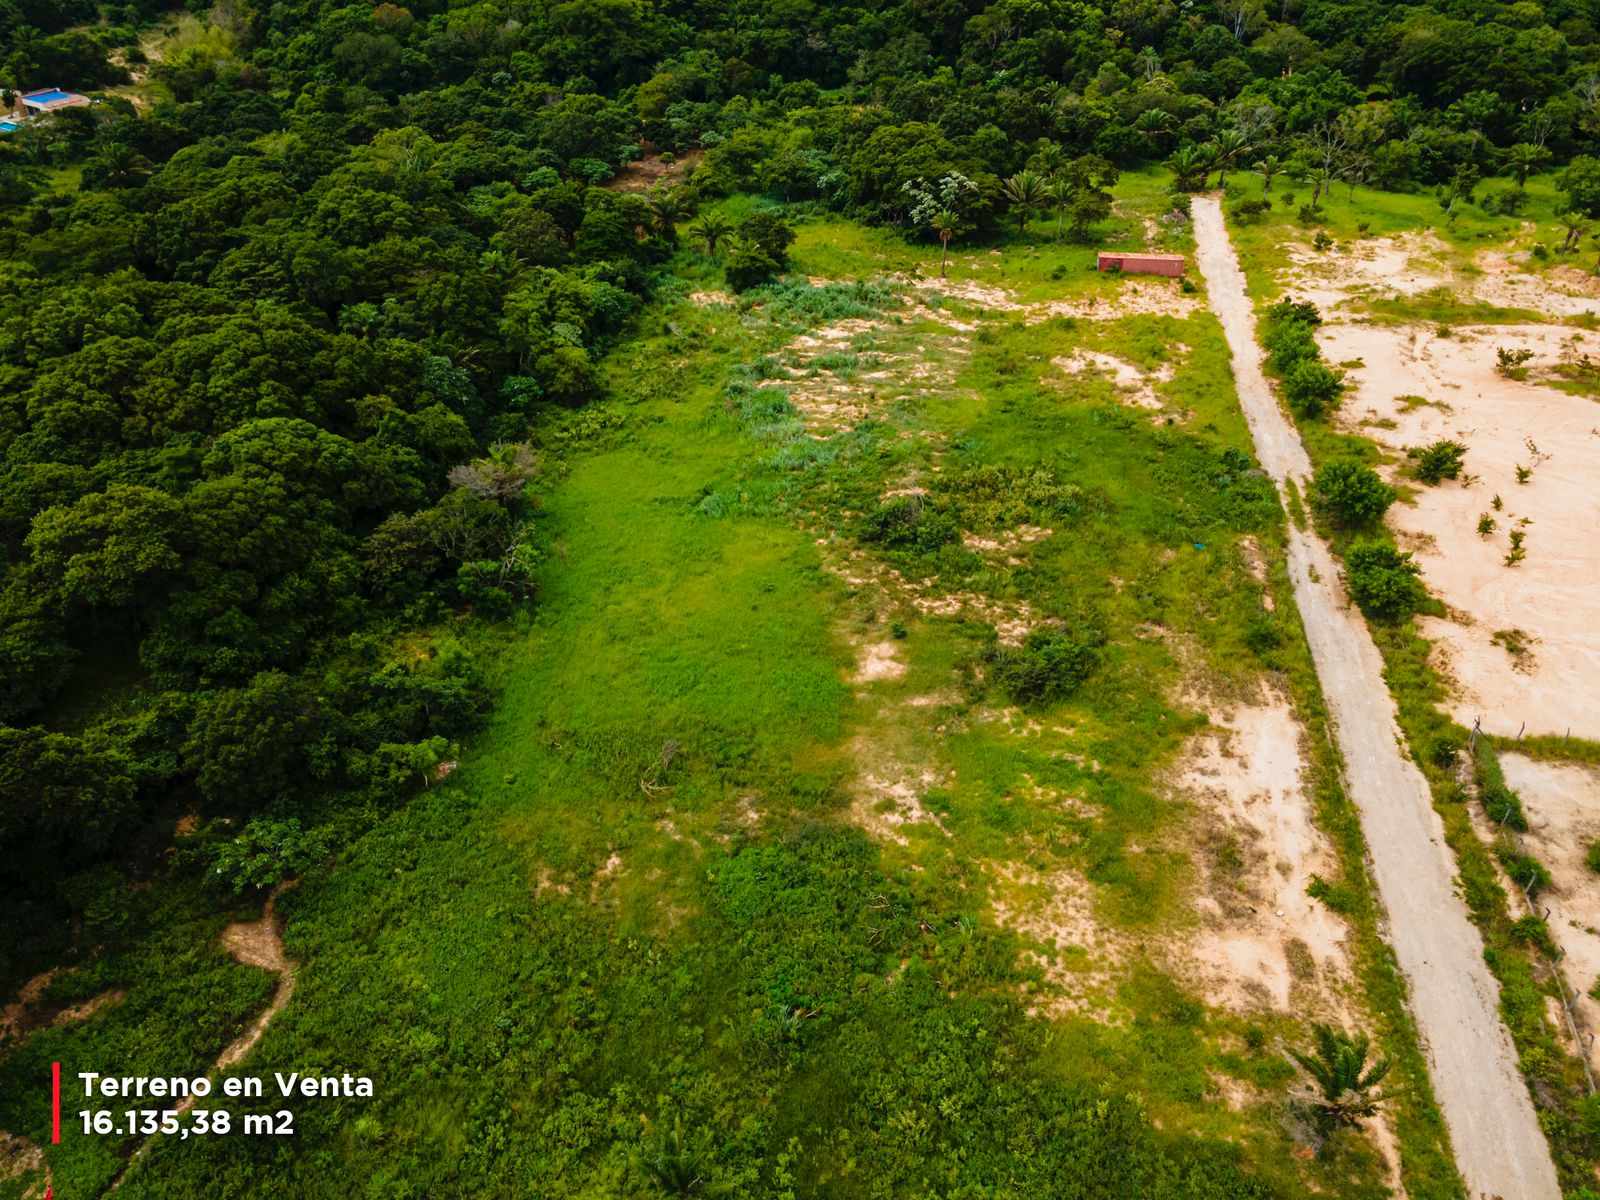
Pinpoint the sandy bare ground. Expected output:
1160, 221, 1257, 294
1499, 755, 1600, 1073
1174, 690, 1352, 1015
1194, 193, 1560, 1200
1052, 348, 1183, 420
1317, 321, 1600, 741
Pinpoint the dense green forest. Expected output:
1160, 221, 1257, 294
5, 0, 1600, 1194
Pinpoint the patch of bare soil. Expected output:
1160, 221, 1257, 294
214, 882, 297, 1074
1499, 754, 1600, 1073
1052, 348, 1182, 418
851, 759, 952, 845
687, 289, 733, 307
603, 148, 703, 192
911, 275, 1199, 322
824, 543, 1043, 645
1281, 232, 1450, 312
1319, 320, 1600, 739
0, 1131, 46, 1199
1239, 535, 1274, 611
1474, 251, 1600, 318
1169, 688, 1352, 1015
960, 524, 1052, 563
765, 317, 970, 437
989, 859, 1121, 1018
0, 969, 126, 1046
852, 639, 906, 683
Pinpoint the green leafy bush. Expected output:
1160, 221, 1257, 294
1409, 439, 1466, 484
1311, 460, 1395, 528
1283, 360, 1343, 416
987, 627, 1104, 706
859, 495, 959, 553
1343, 540, 1425, 620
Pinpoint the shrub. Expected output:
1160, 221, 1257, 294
1297, 204, 1322, 224
988, 627, 1104, 706
1532, 242, 1550, 260
1267, 298, 1323, 326
1408, 439, 1467, 484
1311, 460, 1395, 528
1312, 231, 1334, 251
1284, 360, 1343, 416
1481, 781, 1528, 830
859, 495, 959, 553
1228, 198, 1270, 223
725, 236, 782, 291
1263, 320, 1320, 374
1343, 541, 1424, 620
1496, 845, 1551, 897
1481, 187, 1528, 216
1495, 346, 1534, 378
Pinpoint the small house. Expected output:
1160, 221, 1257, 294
1097, 251, 1185, 277
20, 88, 90, 115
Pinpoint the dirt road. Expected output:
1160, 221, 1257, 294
1191, 194, 1560, 1200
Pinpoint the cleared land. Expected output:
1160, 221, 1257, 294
1193, 193, 1561, 1200
0, 178, 1456, 1199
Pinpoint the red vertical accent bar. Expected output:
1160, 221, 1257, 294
51, 1061, 60, 1144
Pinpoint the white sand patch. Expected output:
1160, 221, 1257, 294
853, 640, 907, 683
687, 289, 733, 307
1281, 233, 1449, 312
1173, 689, 1351, 1014
1500, 755, 1600, 1071
1239, 535, 1274, 611
911, 275, 1198, 322
1473, 252, 1600, 318
824, 544, 1042, 645
771, 318, 965, 437
852, 763, 950, 845
1319, 321, 1600, 739
960, 524, 1052, 557
1052, 349, 1177, 413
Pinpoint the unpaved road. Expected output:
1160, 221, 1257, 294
1191, 194, 1560, 1200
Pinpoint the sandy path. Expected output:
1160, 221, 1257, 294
107, 882, 297, 1193
1192, 194, 1560, 1200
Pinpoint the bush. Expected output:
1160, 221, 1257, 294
1480, 781, 1529, 830
1311, 460, 1395, 528
725, 237, 782, 291
988, 627, 1104, 706
1496, 845, 1552, 897
1587, 840, 1600, 874
1409, 439, 1466, 484
1343, 540, 1424, 620
1228, 198, 1270, 224
1481, 187, 1528, 216
1263, 319, 1320, 374
859, 495, 959, 553
1283, 360, 1343, 417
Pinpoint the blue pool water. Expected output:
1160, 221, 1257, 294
0, 121, 17, 134
25, 89, 75, 104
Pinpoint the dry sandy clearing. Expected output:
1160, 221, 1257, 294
1052, 348, 1180, 418
913, 274, 1200, 322
1500, 754, 1600, 1073
1316, 318, 1600, 741
1173, 690, 1351, 1016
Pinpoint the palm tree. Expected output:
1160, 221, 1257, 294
1254, 154, 1282, 195
931, 209, 960, 276
1134, 108, 1175, 156
1212, 128, 1251, 187
1001, 170, 1047, 236
1168, 144, 1210, 192
1505, 141, 1550, 190
688, 212, 733, 257
1289, 1025, 1392, 1128
647, 187, 692, 240
1307, 165, 1334, 208
1043, 176, 1071, 240
1561, 209, 1590, 253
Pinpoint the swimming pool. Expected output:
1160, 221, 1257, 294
0, 121, 17, 134
24, 89, 76, 105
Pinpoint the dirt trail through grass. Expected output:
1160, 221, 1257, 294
107, 883, 297, 1194
1192, 192, 1560, 1200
